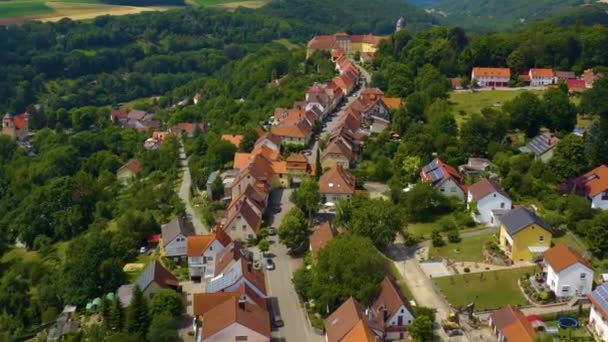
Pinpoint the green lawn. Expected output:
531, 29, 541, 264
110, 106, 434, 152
434, 266, 535, 311
408, 214, 452, 238
544, 320, 592, 340
187, 0, 260, 6
0, 247, 41, 264
553, 230, 590, 255
429, 231, 494, 262
0, 1, 54, 18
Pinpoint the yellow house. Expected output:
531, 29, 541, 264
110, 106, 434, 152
321, 139, 352, 170
499, 207, 552, 261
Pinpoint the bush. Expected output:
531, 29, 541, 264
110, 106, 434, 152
447, 230, 461, 243
463, 267, 470, 273
438, 217, 457, 232
431, 230, 445, 247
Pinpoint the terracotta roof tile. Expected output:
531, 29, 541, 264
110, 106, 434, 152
544, 243, 592, 273
186, 235, 214, 257
271, 120, 312, 139
573, 165, 608, 197
472, 67, 511, 78
309, 222, 336, 257
490, 306, 535, 342
530, 68, 554, 78
468, 179, 510, 201
342, 320, 376, 342
193, 292, 239, 316
120, 159, 141, 173
324, 297, 382, 342
221, 134, 243, 147
371, 277, 411, 323
202, 296, 270, 339
255, 132, 282, 149
322, 139, 353, 161
319, 166, 356, 195
382, 97, 402, 109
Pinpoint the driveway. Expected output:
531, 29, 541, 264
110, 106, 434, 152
386, 235, 468, 342
265, 188, 325, 342
178, 143, 207, 234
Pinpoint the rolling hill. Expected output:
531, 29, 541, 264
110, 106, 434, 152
411, 0, 608, 31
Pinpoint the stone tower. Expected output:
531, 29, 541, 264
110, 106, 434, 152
395, 17, 406, 32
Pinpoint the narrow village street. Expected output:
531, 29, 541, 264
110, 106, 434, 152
178, 143, 207, 234
265, 188, 325, 342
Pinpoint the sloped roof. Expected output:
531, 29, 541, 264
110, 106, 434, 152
382, 97, 402, 109
201, 296, 270, 339
135, 260, 178, 292
186, 235, 214, 257
271, 120, 311, 139
530, 68, 554, 78
520, 132, 559, 156
324, 297, 382, 342
555, 71, 575, 80
255, 132, 281, 149
193, 292, 239, 316
173, 122, 206, 135
468, 179, 510, 201
309, 222, 336, 257
589, 283, 608, 322
322, 139, 353, 161
491, 306, 535, 342
223, 200, 262, 234
342, 320, 376, 342
566, 79, 586, 91
221, 134, 243, 147
472, 67, 511, 78
500, 207, 551, 236
127, 110, 146, 121
573, 165, 608, 197
371, 277, 411, 323
544, 243, 592, 273
420, 157, 465, 192
118, 159, 141, 174
162, 217, 195, 247
319, 166, 356, 195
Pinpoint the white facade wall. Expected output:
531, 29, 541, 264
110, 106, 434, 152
530, 76, 556, 87
545, 263, 593, 297
591, 193, 608, 210
188, 240, 226, 279
322, 193, 353, 204
204, 322, 270, 342
468, 192, 512, 224
471, 73, 509, 88
165, 235, 187, 257
437, 179, 465, 201
385, 305, 414, 330
590, 305, 608, 342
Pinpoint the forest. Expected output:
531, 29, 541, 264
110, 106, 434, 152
1, 0, 608, 339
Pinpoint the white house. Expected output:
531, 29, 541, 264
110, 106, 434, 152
186, 228, 232, 280
471, 67, 511, 88
543, 243, 593, 298
468, 179, 512, 226
371, 277, 415, 341
589, 283, 608, 341
529, 68, 556, 87
161, 217, 195, 259
571, 165, 608, 210
318, 166, 356, 204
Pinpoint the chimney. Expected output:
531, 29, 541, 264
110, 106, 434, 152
238, 296, 247, 310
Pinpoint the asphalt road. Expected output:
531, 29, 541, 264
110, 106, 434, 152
178, 143, 207, 234
265, 188, 325, 342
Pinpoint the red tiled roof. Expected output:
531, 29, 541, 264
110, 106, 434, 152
472, 67, 511, 78
530, 68, 554, 78
120, 159, 141, 173
322, 139, 353, 161
186, 235, 214, 257
566, 79, 586, 91
574, 165, 608, 197
201, 296, 270, 339
270, 120, 311, 139
111, 109, 128, 120
319, 166, 356, 195
255, 132, 282, 149
324, 297, 382, 342
173, 122, 206, 135
490, 306, 535, 342
468, 179, 510, 201
371, 277, 411, 323
382, 97, 402, 109
309, 222, 336, 257
147, 234, 161, 243
193, 292, 239, 316
221, 134, 243, 147
544, 243, 593, 273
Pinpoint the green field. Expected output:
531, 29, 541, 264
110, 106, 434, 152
450, 90, 546, 126
187, 0, 266, 7
429, 231, 494, 262
434, 266, 535, 311
0, 1, 54, 18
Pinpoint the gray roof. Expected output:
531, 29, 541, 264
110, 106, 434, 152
206, 170, 220, 187
501, 207, 551, 236
161, 217, 194, 247
519, 133, 558, 157
134, 260, 178, 292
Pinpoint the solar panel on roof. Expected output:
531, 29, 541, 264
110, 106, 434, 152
429, 169, 444, 182
592, 284, 608, 314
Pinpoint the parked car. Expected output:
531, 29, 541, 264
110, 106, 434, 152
272, 206, 281, 213
267, 297, 284, 328
268, 227, 277, 236
139, 246, 148, 254
266, 258, 275, 270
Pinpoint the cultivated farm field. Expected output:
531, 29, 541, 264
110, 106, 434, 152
187, 0, 268, 9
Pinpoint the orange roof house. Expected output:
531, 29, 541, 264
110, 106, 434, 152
471, 67, 511, 87
381, 97, 402, 109
324, 297, 383, 342
221, 134, 243, 147
529, 68, 555, 78
116, 159, 142, 184
309, 222, 338, 257
420, 157, 467, 200
544, 243, 593, 273
200, 296, 271, 341
319, 166, 356, 203
566, 165, 608, 209
489, 306, 535, 342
